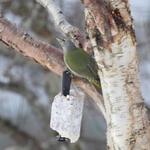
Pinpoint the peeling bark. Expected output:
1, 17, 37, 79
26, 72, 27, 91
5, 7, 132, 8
81, 0, 150, 149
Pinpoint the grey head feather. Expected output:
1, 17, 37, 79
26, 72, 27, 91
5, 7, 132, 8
56, 38, 77, 54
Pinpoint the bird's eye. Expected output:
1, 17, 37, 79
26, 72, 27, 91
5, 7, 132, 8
62, 39, 65, 42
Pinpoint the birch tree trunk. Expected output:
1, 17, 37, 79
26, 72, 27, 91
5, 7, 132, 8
81, 0, 150, 149
0, 0, 150, 149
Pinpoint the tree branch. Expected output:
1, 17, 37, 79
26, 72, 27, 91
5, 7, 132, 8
36, 0, 92, 53
0, 17, 64, 75
0, 16, 106, 118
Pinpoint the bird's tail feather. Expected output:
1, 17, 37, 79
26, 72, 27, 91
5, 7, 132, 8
89, 79, 102, 95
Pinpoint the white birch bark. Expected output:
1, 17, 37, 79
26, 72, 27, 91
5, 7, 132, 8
96, 32, 150, 150
36, 0, 90, 50
84, 0, 150, 149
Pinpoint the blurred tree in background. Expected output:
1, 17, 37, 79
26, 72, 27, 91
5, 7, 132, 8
0, 0, 150, 150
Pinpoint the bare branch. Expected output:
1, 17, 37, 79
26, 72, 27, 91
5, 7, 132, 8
36, 0, 92, 53
0, 16, 64, 76
0, 16, 106, 118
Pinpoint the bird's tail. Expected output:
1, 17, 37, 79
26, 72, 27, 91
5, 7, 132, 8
89, 79, 102, 95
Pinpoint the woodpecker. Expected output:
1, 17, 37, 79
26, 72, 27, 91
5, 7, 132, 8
57, 38, 102, 94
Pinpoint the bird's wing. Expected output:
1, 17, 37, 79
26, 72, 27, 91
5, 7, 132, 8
65, 49, 99, 80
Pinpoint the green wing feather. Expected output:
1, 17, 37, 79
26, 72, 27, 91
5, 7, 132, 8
65, 49, 98, 78
65, 49, 102, 94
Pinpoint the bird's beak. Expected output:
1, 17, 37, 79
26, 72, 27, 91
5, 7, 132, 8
55, 36, 64, 42
55, 37, 61, 41
55, 37, 66, 47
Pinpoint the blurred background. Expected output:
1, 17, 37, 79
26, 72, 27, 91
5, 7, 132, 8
0, 0, 150, 150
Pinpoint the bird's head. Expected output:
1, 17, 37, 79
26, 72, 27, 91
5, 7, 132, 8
56, 37, 77, 53
56, 38, 66, 49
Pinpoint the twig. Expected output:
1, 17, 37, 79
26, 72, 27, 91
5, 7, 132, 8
36, 0, 92, 52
